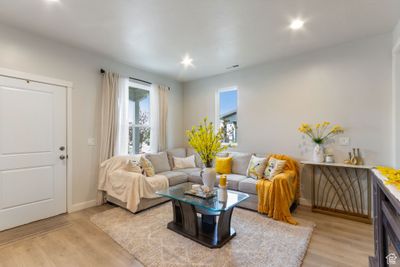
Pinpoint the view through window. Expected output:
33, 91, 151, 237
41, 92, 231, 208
217, 88, 238, 145
128, 85, 151, 154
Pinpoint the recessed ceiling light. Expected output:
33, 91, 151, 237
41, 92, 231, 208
290, 19, 305, 30
181, 55, 193, 68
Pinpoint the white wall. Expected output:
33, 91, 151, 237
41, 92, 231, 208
183, 33, 393, 201
0, 24, 184, 210
394, 21, 400, 169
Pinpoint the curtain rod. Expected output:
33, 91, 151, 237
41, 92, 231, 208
100, 68, 152, 85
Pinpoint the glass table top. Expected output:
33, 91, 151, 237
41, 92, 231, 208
156, 182, 249, 212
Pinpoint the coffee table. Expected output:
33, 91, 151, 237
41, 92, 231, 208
156, 182, 249, 248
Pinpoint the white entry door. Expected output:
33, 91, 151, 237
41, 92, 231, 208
0, 75, 67, 231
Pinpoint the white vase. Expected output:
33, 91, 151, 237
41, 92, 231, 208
201, 167, 216, 190
313, 144, 325, 163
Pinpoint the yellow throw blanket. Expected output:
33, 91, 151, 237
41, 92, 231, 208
256, 154, 300, 225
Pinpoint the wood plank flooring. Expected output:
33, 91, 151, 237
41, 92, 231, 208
0, 204, 373, 267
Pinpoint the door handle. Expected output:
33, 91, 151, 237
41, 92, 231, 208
59, 155, 66, 160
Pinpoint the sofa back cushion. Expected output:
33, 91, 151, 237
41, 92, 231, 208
229, 152, 253, 175
145, 152, 171, 173
167, 148, 186, 169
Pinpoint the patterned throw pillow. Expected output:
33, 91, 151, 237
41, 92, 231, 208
264, 157, 286, 180
246, 155, 267, 179
140, 156, 155, 177
215, 157, 232, 174
125, 159, 142, 173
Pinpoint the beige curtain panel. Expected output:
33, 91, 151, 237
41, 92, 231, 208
158, 85, 169, 152
97, 71, 119, 204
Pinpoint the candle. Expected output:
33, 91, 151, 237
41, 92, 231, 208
219, 175, 227, 187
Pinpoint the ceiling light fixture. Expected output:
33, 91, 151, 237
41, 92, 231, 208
181, 55, 193, 68
290, 19, 305, 30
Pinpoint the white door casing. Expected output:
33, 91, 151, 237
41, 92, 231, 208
0, 75, 67, 231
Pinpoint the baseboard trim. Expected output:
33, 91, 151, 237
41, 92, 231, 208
68, 199, 97, 213
299, 197, 312, 207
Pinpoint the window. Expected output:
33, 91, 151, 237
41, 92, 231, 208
128, 82, 151, 154
216, 88, 238, 146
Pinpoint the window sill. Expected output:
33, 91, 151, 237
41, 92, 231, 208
222, 143, 238, 148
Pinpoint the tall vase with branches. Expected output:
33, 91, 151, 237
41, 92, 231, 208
186, 118, 227, 189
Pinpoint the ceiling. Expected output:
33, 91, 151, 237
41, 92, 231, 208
0, 0, 399, 82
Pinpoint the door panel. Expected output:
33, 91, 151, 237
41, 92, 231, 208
1, 166, 54, 209
0, 76, 66, 231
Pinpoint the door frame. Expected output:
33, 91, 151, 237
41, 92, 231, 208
393, 39, 400, 169
0, 67, 73, 213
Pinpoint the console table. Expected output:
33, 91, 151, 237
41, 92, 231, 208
302, 161, 373, 223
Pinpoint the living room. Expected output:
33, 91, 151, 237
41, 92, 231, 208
0, 1, 400, 266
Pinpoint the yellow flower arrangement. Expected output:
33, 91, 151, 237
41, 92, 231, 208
186, 118, 227, 167
377, 166, 400, 189
298, 121, 344, 144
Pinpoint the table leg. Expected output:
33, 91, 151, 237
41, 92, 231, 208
217, 207, 234, 242
171, 200, 198, 237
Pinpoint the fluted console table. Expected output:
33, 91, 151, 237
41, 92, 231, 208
301, 161, 373, 223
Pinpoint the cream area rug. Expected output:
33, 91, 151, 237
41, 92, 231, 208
91, 203, 314, 267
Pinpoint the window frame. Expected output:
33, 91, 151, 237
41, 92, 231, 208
215, 86, 238, 147
128, 81, 152, 154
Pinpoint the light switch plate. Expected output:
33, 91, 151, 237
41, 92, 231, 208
339, 136, 350, 146
88, 137, 96, 146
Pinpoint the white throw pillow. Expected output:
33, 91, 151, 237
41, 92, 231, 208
173, 155, 196, 169
246, 155, 267, 179
264, 157, 286, 180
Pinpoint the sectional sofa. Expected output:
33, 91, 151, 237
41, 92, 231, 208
106, 147, 291, 213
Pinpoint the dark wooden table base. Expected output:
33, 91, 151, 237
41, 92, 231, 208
167, 199, 236, 248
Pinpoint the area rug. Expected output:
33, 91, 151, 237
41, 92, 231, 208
91, 203, 314, 267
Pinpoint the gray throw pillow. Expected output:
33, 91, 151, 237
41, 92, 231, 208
145, 152, 171, 173
229, 152, 253, 175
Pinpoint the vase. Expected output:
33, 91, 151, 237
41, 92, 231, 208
313, 144, 324, 163
201, 167, 216, 191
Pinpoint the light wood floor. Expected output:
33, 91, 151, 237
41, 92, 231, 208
0, 204, 373, 267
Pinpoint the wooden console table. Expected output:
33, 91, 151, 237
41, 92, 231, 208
302, 161, 373, 223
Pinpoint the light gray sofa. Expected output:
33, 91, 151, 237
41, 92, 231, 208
106, 148, 262, 212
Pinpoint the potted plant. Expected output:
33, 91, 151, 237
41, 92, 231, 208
186, 118, 227, 190
298, 122, 344, 162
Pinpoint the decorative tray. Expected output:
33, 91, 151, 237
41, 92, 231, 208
184, 189, 216, 199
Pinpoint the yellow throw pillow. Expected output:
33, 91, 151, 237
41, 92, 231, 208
215, 157, 232, 174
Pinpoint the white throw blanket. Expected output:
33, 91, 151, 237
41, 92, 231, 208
98, 156, 169, 213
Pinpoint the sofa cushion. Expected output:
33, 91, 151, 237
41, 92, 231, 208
145, 152, 171, 173
220, 174, 247, 190
188, 170, 202, 184
229, 152, 253, 175
238, 178, 257, 195
166, 148, 186, 169
158, 171, 188, 186
178, 168, 201, 175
